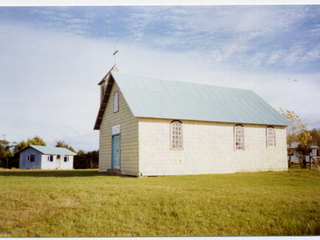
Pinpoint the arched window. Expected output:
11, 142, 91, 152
234, 124, 244, 150
266, 126, 276, 147
113, 91, 119, 113
171, 121, 183, 150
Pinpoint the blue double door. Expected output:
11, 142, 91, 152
112, 135, 121, 169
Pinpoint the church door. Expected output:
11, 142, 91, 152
112, 135, 121, 169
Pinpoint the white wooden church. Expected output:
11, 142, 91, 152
94, 58, 291, 177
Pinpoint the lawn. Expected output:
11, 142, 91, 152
0, 168, 319, 237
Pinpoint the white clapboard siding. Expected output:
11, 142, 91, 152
99, 81, 139, 176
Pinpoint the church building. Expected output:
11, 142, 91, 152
94, 62, 292, 177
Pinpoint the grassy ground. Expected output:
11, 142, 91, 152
0, 168, 319, 237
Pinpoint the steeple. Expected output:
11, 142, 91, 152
112, 46, 121, 72
94, 47, 123, 130
98, 47, 122, 86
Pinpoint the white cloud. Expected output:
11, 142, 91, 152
124, 6, 318, 68
304, 44, 320, 62
124, 7, 163, 42
28, 8, 94, 36
267, 50, 283, 64
16, 6, 320, 69
284, 44, 305, 65
0, 22, 112, 151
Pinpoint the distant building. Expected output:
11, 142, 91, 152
287, 142, 319, 163
94, 65, 292, 177
18, 145, 76, 170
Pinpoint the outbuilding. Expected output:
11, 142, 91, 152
94, 65, 292, 177
287, 142, 319, 163
18, 145, 76, 170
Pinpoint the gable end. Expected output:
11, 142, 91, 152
94, 75, 115, 130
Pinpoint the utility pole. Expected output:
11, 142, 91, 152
2, 134, 8, 168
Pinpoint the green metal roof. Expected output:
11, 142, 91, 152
110, 71, 292, 126
28, 145, 76, 155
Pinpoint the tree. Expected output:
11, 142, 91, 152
0, 140, 14, 168
74, 150, 99, 169
13, 136, 46, 153
55, 140, 75, 153
13, 140, 28, 153
309, 128, 320, 147
279, 108, 304, 145
77, 149, 85, 156
27, 136, 46, 146
279, 108, 313, 168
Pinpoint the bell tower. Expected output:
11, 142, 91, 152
98, 47, 122, 103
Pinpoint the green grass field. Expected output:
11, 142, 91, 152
0, 168, 319, 237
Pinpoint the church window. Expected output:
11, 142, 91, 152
234, 125, 244, 150
171, 121, 183, 150
114, 91, 119, 113
266, 126, 276, 147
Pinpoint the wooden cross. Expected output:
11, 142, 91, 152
113, 46, 118, 65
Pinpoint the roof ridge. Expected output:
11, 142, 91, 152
28, 145, 76, 155
111, 71, 252, 92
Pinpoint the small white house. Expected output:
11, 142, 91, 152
18, 145, 76, 170
94, 65, 292, 177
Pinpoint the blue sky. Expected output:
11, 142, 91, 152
1, 3, 320, 151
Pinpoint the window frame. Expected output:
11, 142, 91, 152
113, 91, 119, 113
64, 156, 69, 162
234, 124, 245, 151
49, 155, 54, 162
30, 154, 35, 162
170, 120, 183, 150
266, 126, 276, 148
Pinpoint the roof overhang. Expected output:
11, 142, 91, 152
94, 74, 115, 130
15, 145, 38, 155
16, 145, 77, 155
98, 65, 121, 85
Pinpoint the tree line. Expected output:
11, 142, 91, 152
0, 136, 98, 169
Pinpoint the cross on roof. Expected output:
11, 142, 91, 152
113, 46, 118, 65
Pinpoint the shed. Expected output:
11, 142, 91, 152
287, 142, 319, 163
18, 145, 76, 170
94, 65, 292, 177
